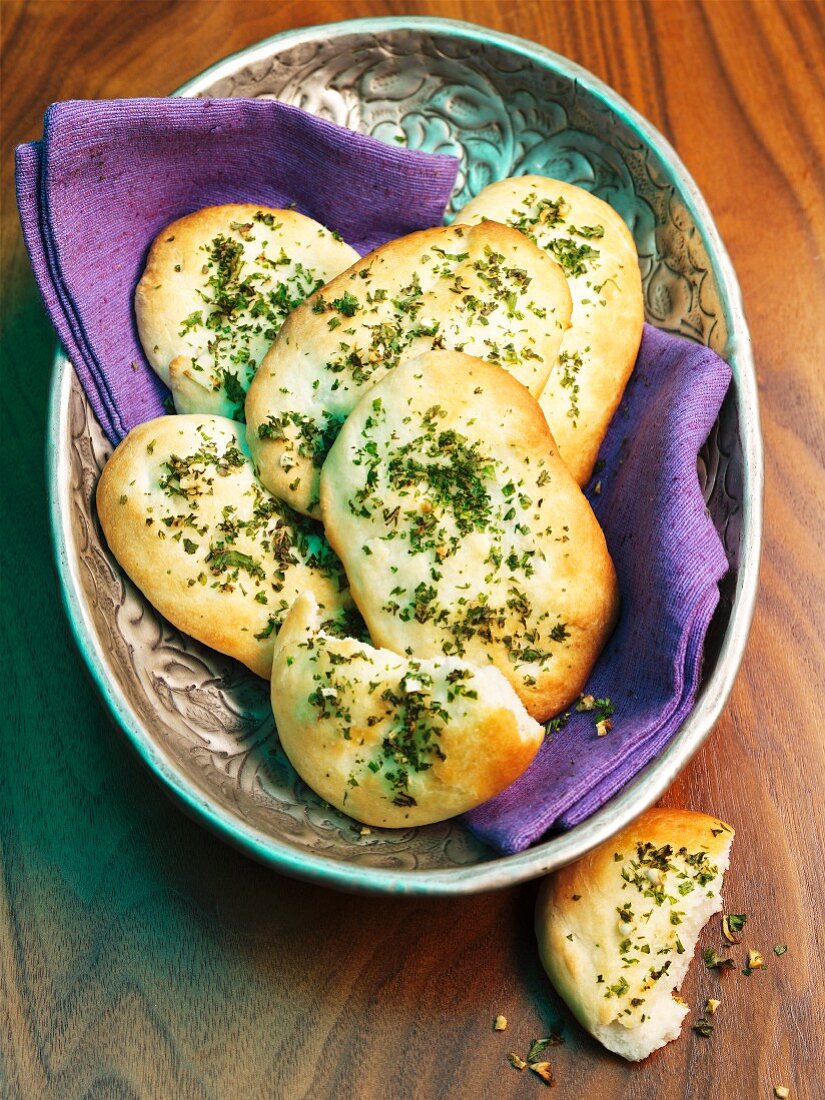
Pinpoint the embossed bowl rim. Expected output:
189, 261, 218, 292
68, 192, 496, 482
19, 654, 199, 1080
47, 17, 763, 895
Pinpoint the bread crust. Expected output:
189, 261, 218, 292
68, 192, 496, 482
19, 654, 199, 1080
320, 350, 619, 722
96, 415, 354, 678
457, 177, 644, 485
245, 220, 572, 515
271, 592, 544, 827
536, 808, 735, 1060
135, 204, 358, 418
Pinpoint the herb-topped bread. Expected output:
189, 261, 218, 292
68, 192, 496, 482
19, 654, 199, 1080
320, 351, 619, 722
271, 592, 544, 827
535, 808, 735, 1061
135, 205, 358, 419
245, 221, 573, 515
457, 177, 644, 486
96, 415, 355, 678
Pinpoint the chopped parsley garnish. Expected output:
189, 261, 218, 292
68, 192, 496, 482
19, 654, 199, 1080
509, 194, 567, 234
525, 1032, 564, 1061
546, 237, 600, 277
258, 409, 345, 468
702, 947, 735, 971
174, 227, 325, 414
544, 711, 570, 736
557, 349, 584, 423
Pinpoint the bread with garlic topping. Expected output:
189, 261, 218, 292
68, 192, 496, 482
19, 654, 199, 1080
96, 414, 355, 678
320, 350, 618, 723
245, 220, 572, 515
535, 808, 735, 1061
136, 204, 358, 419
457, 177, 644, 486
271, 592, 544, 827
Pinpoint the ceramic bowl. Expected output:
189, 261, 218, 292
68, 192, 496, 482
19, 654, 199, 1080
48, 17, 762, 894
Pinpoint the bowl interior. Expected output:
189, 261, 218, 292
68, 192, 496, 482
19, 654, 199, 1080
52, 19, 757, 894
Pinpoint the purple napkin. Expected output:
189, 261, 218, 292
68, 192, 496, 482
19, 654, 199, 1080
16, 102, 731, 850
466, 324, 732, 852
15, 98, 459, 444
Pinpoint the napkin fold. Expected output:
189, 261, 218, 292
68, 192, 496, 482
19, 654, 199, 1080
465, 324, 731, 851
16, 100, 732, 851
15, 98, 460, 444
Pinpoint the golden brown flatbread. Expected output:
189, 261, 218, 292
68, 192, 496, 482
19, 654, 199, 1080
245, 220, 572, 515
536, 808, 735, 1060
135, 204, 358, 418
320, 350, 619, 722
271, 592, 544, 827
96, 414, 355, 677
457, 177, 644, 485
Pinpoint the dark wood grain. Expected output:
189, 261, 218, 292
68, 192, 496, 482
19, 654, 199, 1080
2, 2, 824, 1097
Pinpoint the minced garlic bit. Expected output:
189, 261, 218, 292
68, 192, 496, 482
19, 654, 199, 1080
722, 913, 747, 942
529, 1061, 555, 1086
576, 693, 615, 733
493, 1014, 508, 1031
507, 1053, 527, 1071
705, 998, 721, 1015
747, 949, 765, 969
774, 1088, 790, 1099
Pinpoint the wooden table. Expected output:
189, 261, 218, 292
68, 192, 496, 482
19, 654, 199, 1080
2, 2, 823, 1097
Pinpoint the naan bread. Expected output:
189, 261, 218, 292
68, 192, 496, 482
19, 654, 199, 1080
536, 808, 735, 1061
96, 415, 355, 678
320, 351, 619, 722
457, 177, 644, 485
135, 205, 358, 419
271, 592, 544, 827
245, 220, 572, 515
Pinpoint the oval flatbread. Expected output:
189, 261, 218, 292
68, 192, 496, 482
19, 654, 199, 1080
271, 592, 544, 827
457, 177, 644, 485
135, 204, 358, 419
320, 351, 619, 722
96, 414, 355, 678
245, 220, 572, 515
535, 808, 735, 1061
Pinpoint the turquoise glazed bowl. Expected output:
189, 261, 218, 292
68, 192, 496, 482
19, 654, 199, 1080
48, 18, 762, 894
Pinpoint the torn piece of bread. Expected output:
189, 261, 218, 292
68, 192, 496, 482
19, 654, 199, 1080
135, 205, 358, 418
535, 808, 735, 1061
271, 592, 544, 827
457, 177, 644, 486
96, 415, 355, 678
245, 220, 572, 514
320, 350, 619, 723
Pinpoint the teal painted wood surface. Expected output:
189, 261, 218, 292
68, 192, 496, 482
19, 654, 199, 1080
2, 2, 823, 1097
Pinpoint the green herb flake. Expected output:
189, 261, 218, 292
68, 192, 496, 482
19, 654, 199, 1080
702, 947, 735, 971
526, 1032, 564, 1062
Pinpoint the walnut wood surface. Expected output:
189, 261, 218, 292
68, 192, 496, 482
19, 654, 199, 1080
2, 2, 824, 1097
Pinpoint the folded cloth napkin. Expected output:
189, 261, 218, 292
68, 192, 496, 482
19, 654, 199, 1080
15, 98, 459, 444
465, 323, 732, 852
